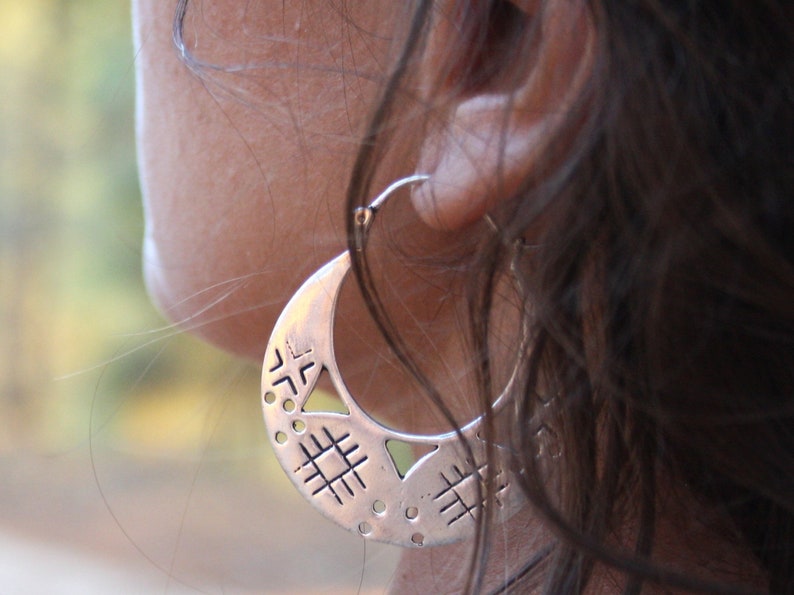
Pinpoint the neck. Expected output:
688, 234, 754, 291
388, 481, 767, 593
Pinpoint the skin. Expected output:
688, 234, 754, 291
134, 0, 766, 591
134, 0, 404, 359
134, 0, 488, 431
133, 1, 547, 589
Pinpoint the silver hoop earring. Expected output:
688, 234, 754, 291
261, 176, 524, 547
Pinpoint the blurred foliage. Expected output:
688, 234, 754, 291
0, 0, 260, 455
0, 4, 399, 589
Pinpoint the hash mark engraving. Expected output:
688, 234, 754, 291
297, 427, 368, 505
268, 349, 284, 374
434, 464, 509, 526
269, 343, 315, 397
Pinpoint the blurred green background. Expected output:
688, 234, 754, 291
0, 1, 396, 591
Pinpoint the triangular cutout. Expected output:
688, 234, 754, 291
302, 368, 349, 415
385, 440, 437, 479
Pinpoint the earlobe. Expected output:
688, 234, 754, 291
411, 1, 595, 231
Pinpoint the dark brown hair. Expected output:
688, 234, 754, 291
345, 1, 794, 593
174, 0, 793, 592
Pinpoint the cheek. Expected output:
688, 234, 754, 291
134, 0, 406, 359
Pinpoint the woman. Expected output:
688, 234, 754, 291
134, 0, 793, 592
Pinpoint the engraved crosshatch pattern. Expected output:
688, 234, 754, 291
268, 343, 315, 398
296, 427, 368, 505
434, 464, 510, 526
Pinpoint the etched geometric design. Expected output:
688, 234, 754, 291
296, 427, 368, 505
268, 342, 315, 397
434, 464, 509, 526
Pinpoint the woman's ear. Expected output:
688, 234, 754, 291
411, 0, 595, 230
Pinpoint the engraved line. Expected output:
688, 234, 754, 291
433, 463, 506, 525
273, 375, 298, 396
299, 441, 343, 505
325, 427, 368, 490
438, 499, 458, 514
450, 494, 478, 521
297, 428, 368, 504
286, 343, 313, 359
324, 427, 351, 444
268, 349, 284, 373
434, 468, 470, 499
299, 361, 316, 385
